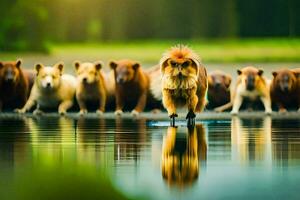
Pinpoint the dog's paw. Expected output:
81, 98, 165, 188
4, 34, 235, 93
131, 110, 140, 117
33, 109, 44, 116
279, 108, 287, 114
265, 109, 272, 115
96, 109, 104, 115
169, 113, 178, 118
230, 110, 238, 115
14, 108, 26, 114
186, 111, 196, 119
114, 110, 123, 116
78, 109, 88, 116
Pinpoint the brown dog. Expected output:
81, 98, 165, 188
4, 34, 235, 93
207, 70, 231, 110
0, 60, 32, 111
270, 68, 300, 112
231, 66, 272, 114
160, 45, 207, 126
109, 59, 149, 116
74, 61, 107, 115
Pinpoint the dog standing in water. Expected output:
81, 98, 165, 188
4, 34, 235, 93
160, 45, 208, 126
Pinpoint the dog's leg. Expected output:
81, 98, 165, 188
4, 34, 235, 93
132, 91, 147, 116
260, 95, 272, 114
231, 94, 243, 114
58, 100, 73, 115
186, 91, 198, 127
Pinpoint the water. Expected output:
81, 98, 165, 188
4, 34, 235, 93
0, 115, 300, 199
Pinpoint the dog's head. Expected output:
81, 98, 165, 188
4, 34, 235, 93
35, 62, 63, 90
272, 69, 298, 93
0, 60, 22, 84
237, 66, 264, 91
74, 61, 102, 84
160, 45, 200, 79
208, 70, 231, 90
109, 59, 140, 84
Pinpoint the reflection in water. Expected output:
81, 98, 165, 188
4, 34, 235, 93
161, 124, 207, 187
76, 118, 109, 164
0, 117, 31, 168
231, 116, 272, 165
0, 116, 300, 199
272, 119, 300, 165
114, 118, 147, 162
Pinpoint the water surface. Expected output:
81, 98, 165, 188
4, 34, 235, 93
0, 115, 300, 199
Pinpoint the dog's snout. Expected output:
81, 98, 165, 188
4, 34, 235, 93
214, 81, 221, 88
82, 77, 88, 83
5, 76, 14, 82
117, 77, 124, 84
46, 82, 51, 87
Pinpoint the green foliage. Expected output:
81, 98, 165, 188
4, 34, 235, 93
0, 164, 133, 200
0, 0, 300, 52
0, 0, 49, 52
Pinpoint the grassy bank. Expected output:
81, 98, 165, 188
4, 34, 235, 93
52, 38, 300, 63
0, 38, 299, 68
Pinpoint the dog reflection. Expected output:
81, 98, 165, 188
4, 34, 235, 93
231, 116, 272, 164
161, 124, 207, 187
76, 118, 106, 163
28, 117, 75, 162
0, 116, 30, 167
114, 117, 147, 161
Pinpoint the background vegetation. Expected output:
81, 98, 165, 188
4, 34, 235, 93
0, 0, 300, 53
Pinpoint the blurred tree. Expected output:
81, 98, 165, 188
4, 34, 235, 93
237, 0, 289, 37
0, 0, 48, 52
0, 0, 300, 52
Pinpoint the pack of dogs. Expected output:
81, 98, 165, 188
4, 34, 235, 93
0, 45, 300, 125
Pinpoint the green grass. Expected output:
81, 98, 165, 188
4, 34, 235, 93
1, 38, 300, 67
51, 38, 300, 63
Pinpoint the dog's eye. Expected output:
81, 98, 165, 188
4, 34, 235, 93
52, 75, 56, 79
181, 61, 190, 67
170, 61, 177, 67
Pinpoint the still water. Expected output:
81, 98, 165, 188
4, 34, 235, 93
0, 115, 300, 199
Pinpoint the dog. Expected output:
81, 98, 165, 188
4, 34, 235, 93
160, 45, 207, 126
74, 61, 107, 115
15, 62, 76, 115
230, 66, 272, 114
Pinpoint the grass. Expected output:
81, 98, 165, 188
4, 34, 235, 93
51, 38, 300, 63
0, 38, 300, 69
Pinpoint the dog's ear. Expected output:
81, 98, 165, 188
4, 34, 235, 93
74, 61, 81, 72
272, 71, 278, 78
94, 61, 103, 71
16, 59, 22, 68
258, 69, 264, 76
207, 75, 213, 86
0, 62, 3, 69
237, 69, 242, 75
35, 63, 44, 75
293, 71, 300, 79
132, 62, 140, 70
225, 75, 232, 88
109, 61, 118, 70
54, 62, 64, 75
